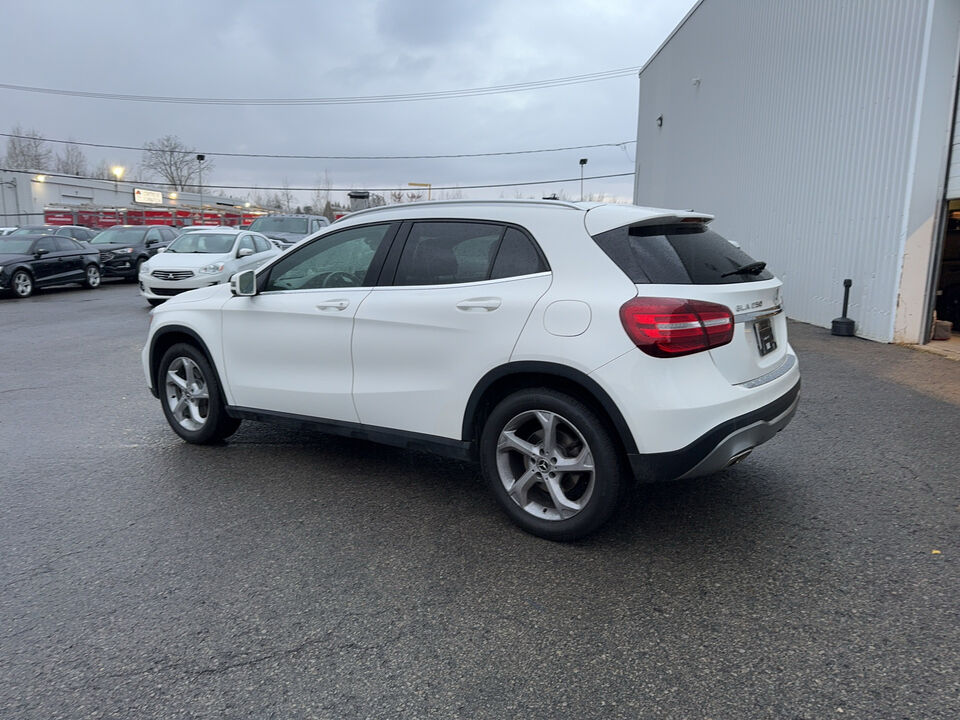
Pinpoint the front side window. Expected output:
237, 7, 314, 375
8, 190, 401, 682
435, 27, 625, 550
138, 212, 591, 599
34, 237, 58, 253
394, 222, 503, 286
237, 235, 255, 254
265, 224, 393, 291
252, 235, 271, 253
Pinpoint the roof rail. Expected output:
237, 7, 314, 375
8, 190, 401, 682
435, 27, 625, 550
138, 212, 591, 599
336, 198, 587, 222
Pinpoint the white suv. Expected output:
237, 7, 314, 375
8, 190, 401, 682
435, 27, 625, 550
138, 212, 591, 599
142, 200, 800, 540
139, 227, 279, 306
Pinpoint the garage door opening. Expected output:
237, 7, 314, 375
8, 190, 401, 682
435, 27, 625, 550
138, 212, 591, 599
931, 199, 960, 350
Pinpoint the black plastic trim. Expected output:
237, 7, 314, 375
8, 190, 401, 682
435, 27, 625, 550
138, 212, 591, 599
225, 406, 474, 461
461, 361, 639, 456
628, 379, 801, 482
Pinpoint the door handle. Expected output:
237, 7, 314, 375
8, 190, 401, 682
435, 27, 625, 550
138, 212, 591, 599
316, 299, 350, 311
456, 297, 501, 312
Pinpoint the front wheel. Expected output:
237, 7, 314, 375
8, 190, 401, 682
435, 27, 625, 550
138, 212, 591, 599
11, 269, 33, 298
158, 343, 241, 444
83, 264, 101, 288
128, 257, 145, 282
480, 389, 624, 541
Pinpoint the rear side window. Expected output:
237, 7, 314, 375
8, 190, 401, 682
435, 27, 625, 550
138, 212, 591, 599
593, 223, 773, 284
394, 222, 502, 286
490, 228, 548, 279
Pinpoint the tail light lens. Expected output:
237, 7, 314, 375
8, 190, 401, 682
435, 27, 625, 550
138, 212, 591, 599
619, 297, 734, 358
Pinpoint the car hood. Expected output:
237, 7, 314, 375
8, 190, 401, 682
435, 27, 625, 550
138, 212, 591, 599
145, 251, 234, 269
0, 252, 32, 264
263, 232, 304, 242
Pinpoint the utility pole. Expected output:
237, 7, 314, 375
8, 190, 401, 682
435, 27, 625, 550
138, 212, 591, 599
196, 154, 205, 224
579, 158, 588, 202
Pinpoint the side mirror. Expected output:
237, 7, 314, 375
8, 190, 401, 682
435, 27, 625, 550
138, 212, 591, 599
156, 246, 166, 253
231, 269, 257, 296
35, 248, 49, 257
237, 247, 254, 258
145, 239, 157, 247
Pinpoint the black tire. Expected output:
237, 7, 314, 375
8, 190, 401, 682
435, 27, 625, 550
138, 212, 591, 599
480, 388, 624, 541
157, 343, 241, 444
127, 257, 146, 282
11, 269, 33, 298
147, 298, 165, 307
83, 264, 101, 289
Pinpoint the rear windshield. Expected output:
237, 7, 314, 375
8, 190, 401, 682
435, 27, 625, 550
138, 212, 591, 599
592, 223, 773, 284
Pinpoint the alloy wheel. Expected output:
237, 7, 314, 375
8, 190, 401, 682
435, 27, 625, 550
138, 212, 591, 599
164, 356, 210, 432
86, 266, 101, 287
495, 409, 596, 521
13, 271, 32, 297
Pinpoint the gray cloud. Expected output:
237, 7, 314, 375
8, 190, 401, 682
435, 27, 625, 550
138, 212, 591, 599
0, 0, 696, 204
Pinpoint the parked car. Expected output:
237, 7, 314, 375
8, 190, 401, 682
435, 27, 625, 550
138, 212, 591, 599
143, 200, 800, 540
89, 225, 177, 280
139, 227, 279, 306
247, 214, 329, 248
10, 224, 99, 242
0, 234, 101, 298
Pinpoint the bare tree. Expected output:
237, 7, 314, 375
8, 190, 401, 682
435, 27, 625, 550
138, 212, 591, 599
389, 191, 405, 204
55, 142, 87, 176
405, 191, 424, 202
278, 180, 296, 212
141, 135, 213, 190
310, 170, 332, 215
90, 160, 114, 180
368, 193, 386, 208
4, 125, 52, 170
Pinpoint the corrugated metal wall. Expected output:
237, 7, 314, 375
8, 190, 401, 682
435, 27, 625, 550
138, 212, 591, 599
633, 0, 934, 342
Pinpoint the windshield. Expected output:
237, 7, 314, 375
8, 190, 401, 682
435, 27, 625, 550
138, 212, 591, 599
0, 238, 35, 253
90, 228, 147, 245
9, 226, 54, 235
249, 217, 308, 234
165, 233, 236, 254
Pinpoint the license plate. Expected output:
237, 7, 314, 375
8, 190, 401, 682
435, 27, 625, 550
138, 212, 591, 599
754, 317, 777, 356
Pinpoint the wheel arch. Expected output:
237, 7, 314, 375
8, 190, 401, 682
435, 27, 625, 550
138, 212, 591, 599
462, 361, 639, 457
149, 325, 224, 400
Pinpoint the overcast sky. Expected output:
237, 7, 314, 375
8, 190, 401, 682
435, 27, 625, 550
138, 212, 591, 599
1, 0, 696, 206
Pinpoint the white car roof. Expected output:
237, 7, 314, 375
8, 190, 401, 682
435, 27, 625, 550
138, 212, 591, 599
333, 199, 714, 236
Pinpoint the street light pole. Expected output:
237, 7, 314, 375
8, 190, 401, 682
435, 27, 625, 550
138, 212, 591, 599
196, 154, 205, 225
579, 158, 588, 202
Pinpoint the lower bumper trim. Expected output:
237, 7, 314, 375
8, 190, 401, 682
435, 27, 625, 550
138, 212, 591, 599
627, 379, 800, 482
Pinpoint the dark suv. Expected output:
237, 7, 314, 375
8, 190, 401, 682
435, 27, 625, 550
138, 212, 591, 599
247, 214, 329, 248
89, 225, 178, 280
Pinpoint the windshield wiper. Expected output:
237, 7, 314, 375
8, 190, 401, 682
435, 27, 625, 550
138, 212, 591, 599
721, 261, 766, 278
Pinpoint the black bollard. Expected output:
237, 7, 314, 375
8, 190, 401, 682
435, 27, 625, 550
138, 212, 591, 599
831, 279, 856, 336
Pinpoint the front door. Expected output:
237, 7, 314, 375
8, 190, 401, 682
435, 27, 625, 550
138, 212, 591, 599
219, 223, 396, 421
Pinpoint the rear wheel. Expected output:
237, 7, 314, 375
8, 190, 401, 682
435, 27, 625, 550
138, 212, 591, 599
480, 389, 624, 541
158, 343, 241, 444
11, 269, 33, 298
83, 264, 101, 288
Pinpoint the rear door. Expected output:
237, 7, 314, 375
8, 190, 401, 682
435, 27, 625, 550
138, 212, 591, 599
592, 222, 787, 384
351, 222, 551, 438
55, 237, 86, 279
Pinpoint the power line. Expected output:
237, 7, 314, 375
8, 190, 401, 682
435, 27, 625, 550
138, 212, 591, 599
0, 67, 640, 106
0, 132, 637, 161
1, 167, 634, 193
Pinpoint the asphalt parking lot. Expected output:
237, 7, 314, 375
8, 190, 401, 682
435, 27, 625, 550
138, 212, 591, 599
1, 281, 958, 719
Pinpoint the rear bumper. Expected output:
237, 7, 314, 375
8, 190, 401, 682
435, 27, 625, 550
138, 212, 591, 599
627, 378, 800, 482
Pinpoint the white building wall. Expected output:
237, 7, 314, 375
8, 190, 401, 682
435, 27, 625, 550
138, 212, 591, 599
634, 0, 960, 343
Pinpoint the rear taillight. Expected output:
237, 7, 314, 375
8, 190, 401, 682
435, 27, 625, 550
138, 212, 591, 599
619, 297, 734, 358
